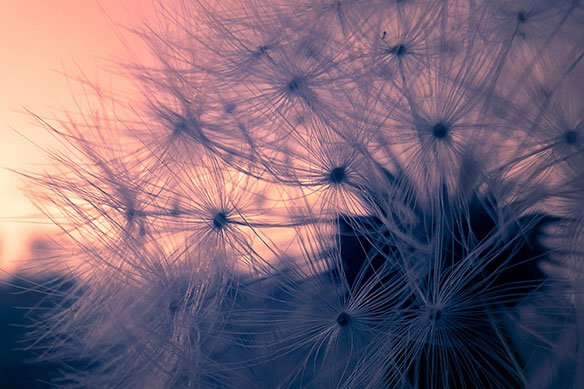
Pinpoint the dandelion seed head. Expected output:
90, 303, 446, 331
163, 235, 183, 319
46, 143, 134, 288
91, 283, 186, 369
389, 43, 408, 57
335, 311, 350, 326
286, 76, 305, 94
124, 207, 137, 222
212, 211, 229, 231
565, 129, 578, 145
517, 11, 528, 24
22, 0, 584, 386
223, 102, 236, 114
328, 166, 347, 184
172, 117, 189, 137
426, 305, 443, 322
431, 122, 449, 139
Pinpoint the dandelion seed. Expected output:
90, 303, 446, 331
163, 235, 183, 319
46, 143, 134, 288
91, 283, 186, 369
389, 44, 408, 57
335, 311, 350, 326
212, 211, 229, 231
565, 129, 578, 145
517, 11, 528, 24
431, 122, 449, 139
328, 166, 347, 184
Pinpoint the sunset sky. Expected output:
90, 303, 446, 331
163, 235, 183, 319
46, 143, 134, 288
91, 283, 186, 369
0, 1, 165, 273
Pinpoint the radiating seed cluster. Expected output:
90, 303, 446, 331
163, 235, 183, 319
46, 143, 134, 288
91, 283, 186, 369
28, 0, 584, 388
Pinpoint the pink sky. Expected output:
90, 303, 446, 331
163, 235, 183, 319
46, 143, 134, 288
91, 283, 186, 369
0, 1, 165, 272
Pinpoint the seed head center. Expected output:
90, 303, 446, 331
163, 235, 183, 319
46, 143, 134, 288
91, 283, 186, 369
329, 166, 347, 184
212, 212, 228, 230
432, 123, 449, 139
336, 312, 350, 327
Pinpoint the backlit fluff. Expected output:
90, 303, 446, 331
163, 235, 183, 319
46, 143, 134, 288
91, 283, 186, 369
26, 0, 584, 388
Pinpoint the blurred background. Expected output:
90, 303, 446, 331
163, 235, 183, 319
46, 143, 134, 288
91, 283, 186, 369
0, 1, 162, 386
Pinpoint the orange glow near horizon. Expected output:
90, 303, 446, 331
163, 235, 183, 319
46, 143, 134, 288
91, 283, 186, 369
0, 1, 168, 274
